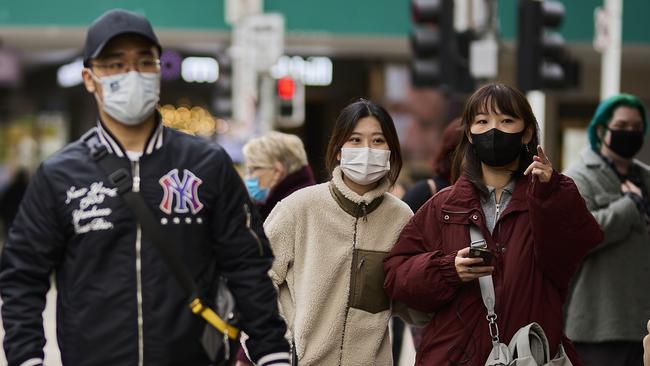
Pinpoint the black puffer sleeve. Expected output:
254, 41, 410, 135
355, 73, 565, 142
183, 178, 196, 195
210, 149, 290, 365
0, 163, 65, 366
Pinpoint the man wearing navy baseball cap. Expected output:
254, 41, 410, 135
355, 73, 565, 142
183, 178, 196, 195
0, 9, 291, 366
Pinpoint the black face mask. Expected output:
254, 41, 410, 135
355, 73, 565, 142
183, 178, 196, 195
471, 128, 525, 167
605, 129, 644, 159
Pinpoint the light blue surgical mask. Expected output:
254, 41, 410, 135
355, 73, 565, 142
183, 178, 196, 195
245, 176, 269, 203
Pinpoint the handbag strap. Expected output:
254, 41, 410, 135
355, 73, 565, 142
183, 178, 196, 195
82, 130, 239, 339
469, 224, 503, 356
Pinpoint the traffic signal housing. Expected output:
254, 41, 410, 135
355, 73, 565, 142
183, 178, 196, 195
517, 0, 580, 92
275, 76, 305, 128
409, 0, 474, 93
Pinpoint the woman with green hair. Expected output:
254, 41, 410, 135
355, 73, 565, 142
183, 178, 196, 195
565, 93, 650, 366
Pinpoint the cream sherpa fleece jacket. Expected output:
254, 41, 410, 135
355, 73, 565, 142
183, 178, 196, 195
265, 166, 413, 366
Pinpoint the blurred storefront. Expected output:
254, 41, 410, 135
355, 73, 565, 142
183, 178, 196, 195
1, 0, 649, 187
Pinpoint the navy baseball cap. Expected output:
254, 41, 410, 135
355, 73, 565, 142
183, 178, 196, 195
83, 9, 162, 66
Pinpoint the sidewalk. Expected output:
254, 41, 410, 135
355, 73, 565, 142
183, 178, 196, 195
0, 284, 416, 366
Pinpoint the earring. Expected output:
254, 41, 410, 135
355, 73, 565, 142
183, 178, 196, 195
525, 145, 530, 154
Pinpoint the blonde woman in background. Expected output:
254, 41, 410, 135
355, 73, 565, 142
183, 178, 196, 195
243, 131, 316, 220
237, 132, 316, 366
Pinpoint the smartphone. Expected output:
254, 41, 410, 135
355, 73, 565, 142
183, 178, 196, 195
469, 247, 493, 266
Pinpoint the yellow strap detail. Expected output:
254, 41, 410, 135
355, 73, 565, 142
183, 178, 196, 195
189, 298, 240, 340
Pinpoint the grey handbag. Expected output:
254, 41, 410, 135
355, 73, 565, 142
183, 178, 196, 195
468, 225, 573, 366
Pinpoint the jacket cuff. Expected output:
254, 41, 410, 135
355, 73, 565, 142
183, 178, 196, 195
529, 170, 560, 200
615, 194, 644, 224
256, 352, 291, 366
18, 359, 43, 366
624, 192, 645, 212
436, 251, 462, 288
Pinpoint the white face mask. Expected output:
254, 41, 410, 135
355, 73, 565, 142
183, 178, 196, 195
93, 71, 160, 126
340, 147, 391, 185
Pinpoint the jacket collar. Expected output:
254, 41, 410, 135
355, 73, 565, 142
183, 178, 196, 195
329, 166, 388, 218
267, 166, 315, 202
257, 166, 316, 219
483, 180, 516, 204
582, 147, 606, 168
96, 114, 164, 158
441, 174, 529, 217
581, 145, 647, 172
580, 147, 630, 187
330, 166, 390, 204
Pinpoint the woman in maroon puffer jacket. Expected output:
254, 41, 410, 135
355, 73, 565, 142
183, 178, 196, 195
384, 83, 603, 366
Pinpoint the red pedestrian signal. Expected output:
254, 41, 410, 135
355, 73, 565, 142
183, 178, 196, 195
277, 77, 295, 101
275, 77, 304, 128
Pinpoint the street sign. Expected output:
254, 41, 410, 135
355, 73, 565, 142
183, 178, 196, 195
593, 6, 610, 53
470, 37, 498, 79
236, 13, 285, 72
225, 0, 262, 25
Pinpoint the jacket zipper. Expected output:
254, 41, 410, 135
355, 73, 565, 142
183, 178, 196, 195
132, 160, 144, 366
243, 204, 264, 256
338, 215, 360, 366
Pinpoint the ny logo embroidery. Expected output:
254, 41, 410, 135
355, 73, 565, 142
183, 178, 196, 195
159, 169, 204, 215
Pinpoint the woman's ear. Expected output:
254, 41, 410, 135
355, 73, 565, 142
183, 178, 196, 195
273, 161, 286, 179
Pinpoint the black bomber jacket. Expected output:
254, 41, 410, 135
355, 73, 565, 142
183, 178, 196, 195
0, 121, 290, 366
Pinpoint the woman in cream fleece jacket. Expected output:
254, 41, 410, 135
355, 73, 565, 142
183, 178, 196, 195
264, 99, 413, 365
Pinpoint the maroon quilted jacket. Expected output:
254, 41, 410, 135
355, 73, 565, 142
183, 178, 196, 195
384, 172, 603, 366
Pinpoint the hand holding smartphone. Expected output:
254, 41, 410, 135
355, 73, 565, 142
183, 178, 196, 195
468, 247, 493, 266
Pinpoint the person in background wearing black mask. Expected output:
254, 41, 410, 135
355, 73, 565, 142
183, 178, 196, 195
564, 93, 650, 366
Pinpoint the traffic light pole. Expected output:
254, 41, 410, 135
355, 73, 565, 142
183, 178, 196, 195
227, 0, 262, 127
527, 90, 546, 149
600, 0, 622, 100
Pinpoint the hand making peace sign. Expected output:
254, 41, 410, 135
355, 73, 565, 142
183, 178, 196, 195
524, 145, 553, 183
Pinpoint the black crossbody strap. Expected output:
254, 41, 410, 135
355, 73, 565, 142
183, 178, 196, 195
82, 130, 199, 298
121, 192, 200, 297
82, 131, 239, 339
